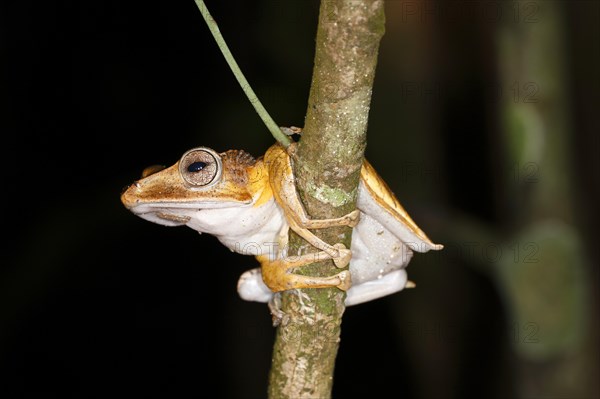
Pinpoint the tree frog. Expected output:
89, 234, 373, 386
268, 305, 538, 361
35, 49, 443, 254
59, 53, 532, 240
121, 142, 442, 308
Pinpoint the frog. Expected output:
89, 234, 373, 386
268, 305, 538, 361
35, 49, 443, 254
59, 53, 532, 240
121, 141, 443, 312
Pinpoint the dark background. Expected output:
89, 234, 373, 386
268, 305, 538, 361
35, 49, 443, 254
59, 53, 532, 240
1, 1, 598, 398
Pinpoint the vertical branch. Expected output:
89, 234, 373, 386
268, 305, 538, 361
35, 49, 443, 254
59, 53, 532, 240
268, 1, 385, 398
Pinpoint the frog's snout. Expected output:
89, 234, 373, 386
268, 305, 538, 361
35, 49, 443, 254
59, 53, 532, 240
121, 165, 165, 210
120, 183, 140, 210
120, 184, 131, 196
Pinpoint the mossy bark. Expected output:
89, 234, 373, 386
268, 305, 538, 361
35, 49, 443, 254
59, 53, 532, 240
268, 1, 385, 398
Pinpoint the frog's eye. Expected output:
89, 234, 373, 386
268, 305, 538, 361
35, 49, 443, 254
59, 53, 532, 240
178, 147, 222, 188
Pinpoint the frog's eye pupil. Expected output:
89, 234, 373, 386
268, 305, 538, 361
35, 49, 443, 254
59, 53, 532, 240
188, 161, 207, 172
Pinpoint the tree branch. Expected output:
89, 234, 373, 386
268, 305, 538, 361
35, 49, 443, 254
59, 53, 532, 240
268, 1, 385, 398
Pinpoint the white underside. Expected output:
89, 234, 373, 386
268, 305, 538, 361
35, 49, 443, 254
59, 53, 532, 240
237, 267, 408, 306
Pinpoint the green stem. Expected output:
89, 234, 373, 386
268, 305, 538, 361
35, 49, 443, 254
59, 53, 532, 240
193, 0, 292, 147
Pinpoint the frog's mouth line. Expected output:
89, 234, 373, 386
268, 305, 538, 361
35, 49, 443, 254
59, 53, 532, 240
128, 200, 250, 227
129, 204, 195, 227
133, 210, 191, 227
156, 212, 191, 223
129, 200, 251, 211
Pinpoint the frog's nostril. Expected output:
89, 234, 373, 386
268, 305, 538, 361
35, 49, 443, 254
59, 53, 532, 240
141, 165, 166, 178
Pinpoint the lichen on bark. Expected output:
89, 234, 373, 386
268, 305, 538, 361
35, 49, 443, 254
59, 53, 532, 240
268, 1, 385, 398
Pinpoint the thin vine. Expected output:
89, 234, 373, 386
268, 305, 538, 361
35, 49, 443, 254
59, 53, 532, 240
193, 0, 292, 147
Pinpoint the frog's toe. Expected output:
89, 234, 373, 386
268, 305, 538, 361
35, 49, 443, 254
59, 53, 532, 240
345, 209, 361, 227
268, 293, 288, 327
336, 270, 352, 291
332, 243, 352, 268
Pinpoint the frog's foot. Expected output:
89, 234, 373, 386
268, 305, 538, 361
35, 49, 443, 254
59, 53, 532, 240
282, 199, 359, 267
332, 243, 352, 268
286, 216, 355, 268
268, 292, 287, 327
280, 126, 303, 137
344, 269, 408, 306
340, 209, 360, 228
259, 252, 352, 294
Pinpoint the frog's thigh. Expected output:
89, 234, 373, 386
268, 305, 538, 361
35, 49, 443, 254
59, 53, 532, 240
237, 268, 272, 303
344, 269, 407, 306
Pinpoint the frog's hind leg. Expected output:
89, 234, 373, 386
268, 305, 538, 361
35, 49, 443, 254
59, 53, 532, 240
258, 252, 352, 294
237, 268, 272, 303
344, 269, 412, 306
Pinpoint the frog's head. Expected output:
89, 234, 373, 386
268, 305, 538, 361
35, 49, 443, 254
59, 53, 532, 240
121, 147, 257, 227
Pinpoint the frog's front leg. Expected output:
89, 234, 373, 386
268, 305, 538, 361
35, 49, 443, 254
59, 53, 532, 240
285, 216, 355, 268
270, 144, 360, 268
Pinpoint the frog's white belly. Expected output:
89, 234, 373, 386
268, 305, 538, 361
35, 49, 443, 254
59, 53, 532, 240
349, 212, 412, 284
185, 198, 286, 256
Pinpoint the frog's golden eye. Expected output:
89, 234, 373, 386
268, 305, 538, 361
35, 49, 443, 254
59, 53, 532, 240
178, 147, 222, 188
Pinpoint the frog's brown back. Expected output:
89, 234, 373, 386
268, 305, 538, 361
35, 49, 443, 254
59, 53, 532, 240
360, 159, 442, 249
